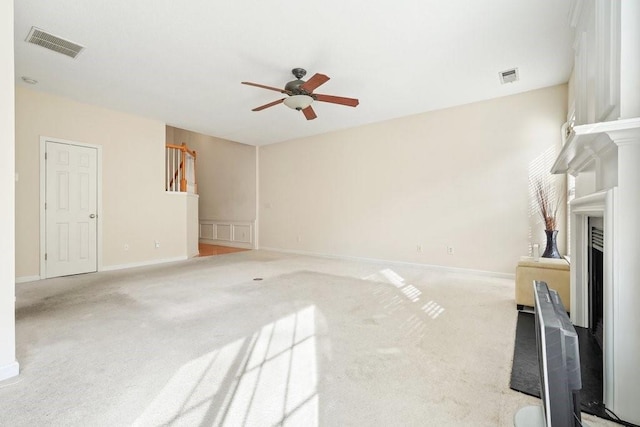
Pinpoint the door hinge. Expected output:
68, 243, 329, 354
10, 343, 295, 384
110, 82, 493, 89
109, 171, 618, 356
45, 152, 47, 160
45, 202, 47, 210
45, 253, 47, 261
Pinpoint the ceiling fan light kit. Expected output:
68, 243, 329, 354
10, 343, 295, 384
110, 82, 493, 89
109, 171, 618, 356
242, 68, 359, 120
283, 95, 313, 111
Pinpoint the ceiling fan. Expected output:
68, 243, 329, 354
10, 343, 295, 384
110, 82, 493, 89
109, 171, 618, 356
241, 68, 359, 120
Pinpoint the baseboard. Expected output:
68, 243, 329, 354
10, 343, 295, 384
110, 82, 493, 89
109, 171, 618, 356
259, 246, 515, 280
15, 275, 41, 284
199, 239, 254, 250
16, 257, 191, 280
101, 256, 188, 272
0, 361, 19, 382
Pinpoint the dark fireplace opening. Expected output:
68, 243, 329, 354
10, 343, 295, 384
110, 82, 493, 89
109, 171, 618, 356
588, 218, 604, 351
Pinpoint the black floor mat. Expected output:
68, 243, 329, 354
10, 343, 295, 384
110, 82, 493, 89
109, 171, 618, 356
510, 311, 617, 422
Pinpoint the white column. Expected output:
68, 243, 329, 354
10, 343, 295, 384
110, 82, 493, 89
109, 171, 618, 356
0, 0, 19, 382
619, 1, 640, 119
608, 127, 640, 424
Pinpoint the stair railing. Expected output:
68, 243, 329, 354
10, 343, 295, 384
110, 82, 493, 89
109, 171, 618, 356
166, 142, 197, 193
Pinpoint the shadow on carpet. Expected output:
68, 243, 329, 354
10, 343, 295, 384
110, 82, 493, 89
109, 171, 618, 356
510, 311, 619, 423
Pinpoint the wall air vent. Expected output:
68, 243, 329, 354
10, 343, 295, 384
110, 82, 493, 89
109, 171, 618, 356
25, 27, 84, 59
499, 68, 519, 84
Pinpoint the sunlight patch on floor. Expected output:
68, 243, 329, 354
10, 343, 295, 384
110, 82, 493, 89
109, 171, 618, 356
220, 306, 318, 426
133, 338, 245, 426
363, 268, 422, 302
422, 300, 445, 319
364, 268, 445, 322
134, 306, 319, 427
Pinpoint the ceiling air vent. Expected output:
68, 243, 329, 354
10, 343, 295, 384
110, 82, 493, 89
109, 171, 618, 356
499, 68, 519, 84
25, 27, 84, 59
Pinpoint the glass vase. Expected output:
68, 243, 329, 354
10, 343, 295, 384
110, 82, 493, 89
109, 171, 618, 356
542, 229, 561, 259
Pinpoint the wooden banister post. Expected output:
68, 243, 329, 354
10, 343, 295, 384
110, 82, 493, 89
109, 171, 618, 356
180, 143, 187, 192
193, 150, 197, 194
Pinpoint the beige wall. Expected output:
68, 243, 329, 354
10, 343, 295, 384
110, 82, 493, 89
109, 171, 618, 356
15, 87, 189, 277
166, 126, 257, 222
0, 0, 18, 380
259, 85, 567, 274
186, 193, 199, 257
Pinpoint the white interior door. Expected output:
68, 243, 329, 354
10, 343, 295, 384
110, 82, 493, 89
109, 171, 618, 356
45, 141, 98, 278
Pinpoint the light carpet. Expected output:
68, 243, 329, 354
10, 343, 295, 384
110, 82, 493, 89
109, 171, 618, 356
1, 250, 617, 426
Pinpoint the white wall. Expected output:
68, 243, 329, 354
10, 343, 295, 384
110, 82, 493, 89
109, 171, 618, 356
620, 1, 640, 119
167, 126, 257, 222
0, 0, 18, 381
260, 85, 567, 275
15, 87, 189, 277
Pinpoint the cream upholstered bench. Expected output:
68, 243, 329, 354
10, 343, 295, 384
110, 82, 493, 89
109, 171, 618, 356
515, 256, 570, 311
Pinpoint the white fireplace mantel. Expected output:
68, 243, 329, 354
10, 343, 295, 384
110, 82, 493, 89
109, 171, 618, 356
551, 117, 640, 175
552, 117, 640, 423
557, 0, 640, 421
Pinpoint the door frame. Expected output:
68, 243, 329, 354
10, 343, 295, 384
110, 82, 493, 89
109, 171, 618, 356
39, 137, 103, 278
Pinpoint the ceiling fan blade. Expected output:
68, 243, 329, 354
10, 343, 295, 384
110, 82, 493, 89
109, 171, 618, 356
242, 81, 291, 95
302, 105, 317, 120
299, 73, 330, 93
252, 98, 285, 111
314, 94, 359, 107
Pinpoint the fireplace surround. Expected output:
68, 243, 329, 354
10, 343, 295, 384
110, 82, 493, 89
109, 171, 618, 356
553, 1, 640, 422
568, 190, 614, 406
552, 118, 640, 423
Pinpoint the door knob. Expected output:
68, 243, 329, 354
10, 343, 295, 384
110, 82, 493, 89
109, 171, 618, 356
89, 214, 96, 219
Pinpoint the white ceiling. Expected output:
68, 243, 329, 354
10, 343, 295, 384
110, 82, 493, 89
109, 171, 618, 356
14, 0, 574, 146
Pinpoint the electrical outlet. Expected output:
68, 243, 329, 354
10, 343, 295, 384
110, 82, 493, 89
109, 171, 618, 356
155, 240, 160, 248
447, 246, 455, 255
416, 244, 423, 253
124, 244, 129, 251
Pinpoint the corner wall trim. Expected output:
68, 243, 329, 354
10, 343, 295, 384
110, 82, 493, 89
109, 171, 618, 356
0, 361, 20, 382
259, 247, 515, 280
101, 256, 188, 272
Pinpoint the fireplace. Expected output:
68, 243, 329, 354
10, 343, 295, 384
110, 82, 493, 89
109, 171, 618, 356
560, 118, 640, 423
569, 190, 614, 409
588, 217, 604, 350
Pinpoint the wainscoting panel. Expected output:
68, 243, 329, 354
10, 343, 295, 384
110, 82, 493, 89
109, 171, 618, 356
199, 220, 255, 249
200, 223, 214, 240
233, 225, 251, 243
217, 224, 232, 241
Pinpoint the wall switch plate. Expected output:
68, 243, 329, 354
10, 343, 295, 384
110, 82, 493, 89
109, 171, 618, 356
155, 241, 160, 248
416, 245, 423, 252
447, 246, 455, 255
